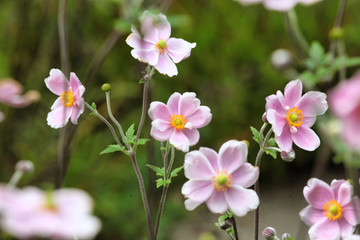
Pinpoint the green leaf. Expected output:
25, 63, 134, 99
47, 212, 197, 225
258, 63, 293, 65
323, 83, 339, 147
100, 144, 125, 155
155, 178, 171, 188
170, 166, 184, 178
91, 102, 97, 110
114, 19, 131, 34
309, 41, 325, 64
265, 149, 277, 159
268, 138, 276, 147
135, 138, 149, 145
126, 124, 135, 141
146, 164, 165, 177
250, 126, 260, 144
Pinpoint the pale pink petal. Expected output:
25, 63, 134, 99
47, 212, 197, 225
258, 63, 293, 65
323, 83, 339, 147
182, 128, 200, 146
344, 235, 360, 240
342, 114, 360, 149
148, 102, 171, 121
292, 126, 320, 151
154, 53, 178, 77
225, 185, 259, 217
206, 191, 228, 214
47, 105, 73, 129
283, 80, 302, 108
45, 69, 70, 96
275, 127, 293, 152
266, 109, 287, 137
218, 140, 248, 173
178, 92, 200, 117
156, 14, 171, 40
330, 179, 347, 200
298, 0, 322, 5
150, 120, 173, 141
231, 163, 259, 188
338, 218, 356, 239
264, 0, 298, 12
184, 198, 203, 211
342, 197, 360, 226
0, 79, 23, 101
131, 48, 159, 66
167, 38, 196, 63
304, 178, 334, 209
309, 218, 340, 240
184, 150, 215, 180
265, 94, 285, 114
125, 32, 154, 50
199, 147, 219, 172
296, 91, 328, 116
55, 189, 93, 214
187, 106, 212, 128
166, 92, 181, 115
181, 180, 214, 203
337, 181, 353, 206
170, 130, 190, 152
303, 115, 316, 127
299, 206, 327, 226
70, 104, 84, 124
140, 11, 159, 44
70, 72, 85, 96
61, 215, 101, 239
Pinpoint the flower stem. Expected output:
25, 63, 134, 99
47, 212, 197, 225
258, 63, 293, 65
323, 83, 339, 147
135, 66, 155, 142
7, 170, 23, 188
330, 0, 347, 59
230, 216, 239, 240
130, 152, 155, 240
105, 91, 129, 149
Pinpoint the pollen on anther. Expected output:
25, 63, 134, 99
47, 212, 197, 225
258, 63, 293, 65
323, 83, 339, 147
61, 90, 75, 107
286, 107, 304, 128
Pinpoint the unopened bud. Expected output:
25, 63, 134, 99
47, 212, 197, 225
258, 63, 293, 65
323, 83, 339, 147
282, 233, 292, 240
198, 232, 217, 240
101, 83, 112, 92
242, 140, 250, 147
262, 227, 276, 240
218, 217, 232, 231
329, 27, 344, 40
280, 149, 295, 162
270, 49, 294, 71
16, 160, 34, 173
262, 112, 268, 123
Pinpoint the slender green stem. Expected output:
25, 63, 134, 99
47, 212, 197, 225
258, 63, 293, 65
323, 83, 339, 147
105, 91, 129, 149
259, 122, 268, 146
130, 152, 155, 240
230, 216, 239, 240
330, 0, 347, 58
287, 10, 310, 54
7, 170, 23, 188
337, 40, 346, 81
85, 102, 124, 149
135, 66, 155, 142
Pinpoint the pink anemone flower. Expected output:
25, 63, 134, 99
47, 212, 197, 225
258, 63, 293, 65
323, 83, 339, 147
181, 140, 259, 216
329, 74, 360, 152
126, 11, 196, 77
300, 178, 360, 240
236, 0, 323, 12
0, 78, 40, 122
45, 69, 85, 129
0, 186, 101, 239
265, 79, 328, 152
148, 92, 212, 152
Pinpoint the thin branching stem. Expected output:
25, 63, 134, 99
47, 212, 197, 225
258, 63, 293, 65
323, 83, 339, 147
231, 216, 239, 240
330, 0, 347, 58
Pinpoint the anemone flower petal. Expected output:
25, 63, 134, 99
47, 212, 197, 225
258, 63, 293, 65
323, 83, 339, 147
70, 73, 85, 97
166, 92, 181, 115
299, 206, 327, 226
181, 180, 214, 203
45, 69, 70, 96
199, 147, 219, 172
303, 178, 335, 209
275, 127, 292, 152
206, 191, 228, 214
218, 140, 248, 173
309, 218, 340, 240
131, 49, 159, 66
182, 128, 200, 146
178, 92, 200, 117
125, 32, 154, 50
47, 106, 73, 129
154, 53, 178, 77
231, 163, 259, 188
266, 109, 286, 137
184, 150, 215, 180
292, 126, 320, 151
167, 38, 196, 63
224, 185, 259, 217
296, 91, 328, 116
148, 102, 171, 121
187, 106, 212, 128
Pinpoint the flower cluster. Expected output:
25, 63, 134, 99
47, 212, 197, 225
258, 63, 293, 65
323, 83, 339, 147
0, 185, 101, 239
149, 92, 212, 152
126, 11, 196, 77
265, 79, 328, 152
181, 140, 259, 217
45, 69, 85, 129
300, 178, 360, 240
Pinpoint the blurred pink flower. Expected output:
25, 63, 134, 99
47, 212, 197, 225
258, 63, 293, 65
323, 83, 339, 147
236, 0, 322, 12
126, 11, 196, 77
148, 92, 212, 152
0, 186, 101, 239
45, 69, 85, 129
300, 178, 360, 240
265, 79, 328, 152
329, 74, 360, 152
0, 78, 40, 122
181, 140, 259, 216
344, 235, 360, 240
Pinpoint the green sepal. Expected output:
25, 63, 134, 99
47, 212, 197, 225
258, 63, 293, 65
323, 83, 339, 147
90, 102, 97, 116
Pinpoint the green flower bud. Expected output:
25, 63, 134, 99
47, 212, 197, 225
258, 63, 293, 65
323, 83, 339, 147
329, 27, 344, 40
101, 83, 112, 92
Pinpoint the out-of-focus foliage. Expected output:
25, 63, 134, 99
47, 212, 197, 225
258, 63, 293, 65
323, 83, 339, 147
0, 0, 359, 239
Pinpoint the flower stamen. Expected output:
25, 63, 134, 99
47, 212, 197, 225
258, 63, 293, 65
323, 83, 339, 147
170, 114, 187, 130
323, 200, 343, 221
155, 39, 168, 55
61, 89, 75, 107
211, 170, 232, 192
286, 107, 304, 128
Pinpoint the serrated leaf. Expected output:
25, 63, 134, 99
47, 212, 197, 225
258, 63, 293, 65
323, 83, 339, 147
136, 138, 149, 145
250, 126, 260, 144
100, 144, 125, 155
146, 164, 165, 177
155, 178, 171, 188
170, 166, 184, 178
126, 124, 135, 140
309, 41, 325, 64
91, 102, 97, 110
265, 149, 277, 159
268, 138, 276, 147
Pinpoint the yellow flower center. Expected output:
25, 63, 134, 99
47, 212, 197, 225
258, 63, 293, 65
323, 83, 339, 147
170, 114, 187, 130
286, 107, 304, 128
212, 170, 232, 192
323, 200, 343, 221
43, 191, 57, 212
61, 90, 75, 107
155, 39, 168, 55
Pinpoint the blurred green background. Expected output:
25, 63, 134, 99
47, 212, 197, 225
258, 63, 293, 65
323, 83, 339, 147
0, 0, 359, 239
